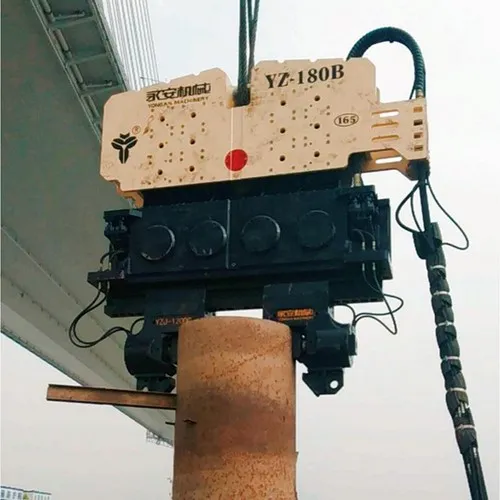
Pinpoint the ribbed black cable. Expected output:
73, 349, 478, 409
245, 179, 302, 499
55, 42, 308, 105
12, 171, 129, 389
347, 27, 426, 98
409, 163, 488, 500
425, 234, 488, 499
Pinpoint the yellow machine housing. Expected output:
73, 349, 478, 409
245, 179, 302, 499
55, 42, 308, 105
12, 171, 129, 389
101, 57, 429, 205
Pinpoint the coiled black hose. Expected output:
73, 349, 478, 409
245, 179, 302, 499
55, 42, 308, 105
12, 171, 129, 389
347, 27, 426, 98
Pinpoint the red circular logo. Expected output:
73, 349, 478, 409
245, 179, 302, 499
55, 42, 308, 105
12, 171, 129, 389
224, 149, 248, 172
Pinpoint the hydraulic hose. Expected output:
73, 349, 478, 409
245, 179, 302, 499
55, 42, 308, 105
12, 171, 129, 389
347, 27, 426, 98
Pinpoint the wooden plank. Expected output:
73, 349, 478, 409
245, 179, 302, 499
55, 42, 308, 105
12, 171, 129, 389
46, 384, 177, 410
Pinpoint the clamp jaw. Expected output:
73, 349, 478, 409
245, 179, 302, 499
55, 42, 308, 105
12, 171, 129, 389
122, 283, 357, 397
264, 282, 357, 396
123, 289, 206, 393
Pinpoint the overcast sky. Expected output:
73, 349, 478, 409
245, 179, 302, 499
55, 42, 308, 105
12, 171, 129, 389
2, 0, 499, 499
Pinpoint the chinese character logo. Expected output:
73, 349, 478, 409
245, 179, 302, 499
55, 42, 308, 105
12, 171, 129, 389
111, 133, 138, 164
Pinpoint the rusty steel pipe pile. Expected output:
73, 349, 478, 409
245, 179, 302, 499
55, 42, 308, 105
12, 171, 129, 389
173, 316, 297, 499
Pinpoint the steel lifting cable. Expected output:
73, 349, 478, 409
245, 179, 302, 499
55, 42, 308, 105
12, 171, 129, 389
346, 27, 488, 499
235, 0, 260, 106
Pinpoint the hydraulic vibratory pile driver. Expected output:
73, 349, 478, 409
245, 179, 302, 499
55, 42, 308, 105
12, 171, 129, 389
71, 20, 487, 499
91, 53, 418, 395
